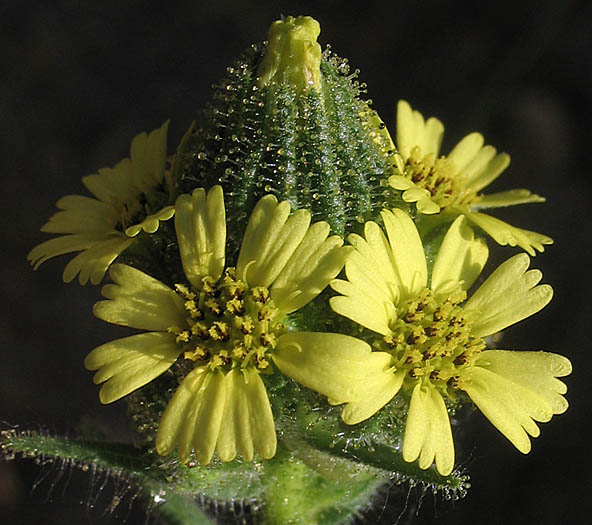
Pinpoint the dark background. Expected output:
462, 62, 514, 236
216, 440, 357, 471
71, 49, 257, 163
2, 1, 590, 523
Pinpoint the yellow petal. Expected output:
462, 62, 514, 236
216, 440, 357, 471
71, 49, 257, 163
463, 253, 553, 337
381, 209, 427, 298
329, 290, 394, 335
28, 233, 101, 269
421, 116, 445, 158
458, 145, 497, 185
156, 368, 206, 456
415, 194, 441, 215
237, 198, 311, 287
401, 187, 432, 203
462, 366, 556, 454
235, 195, 280, 278
475, 350, 571, 414
447, 132, 484, 173
347, 224, 402, 303
463, 152, 510, 193
130, 120, 169, 192
388, 175, 414, 190
273, 332, 391, 404
175, 186, 226, 288
62, 236, 133, 285
41, 195, 115, 234
396, 99, 419, 159
341, 369, 404, 425
271, 222, 348, 314
81, 121, 169, 204
84, 332, 180, 404
94, 264, 186, 330
343, 251, 400, 306
396, 100, 444, 159
217, 368, 277, 462
464, 210, 553, 255
82, 160, 134, 206
471, 189, 546, 209
156, 367, 226, 465
125, 205, 176, 237
402, 384, 455, 475
431, 215, 489, 294
388, 177, 440, 215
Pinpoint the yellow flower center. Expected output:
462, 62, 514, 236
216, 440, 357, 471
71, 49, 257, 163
168, 268, 285, 372
401, 146, 477, 208
378, 288, 484, 397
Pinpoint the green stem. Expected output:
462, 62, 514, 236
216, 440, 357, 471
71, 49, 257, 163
261, 445, 384, 524
155, 493, 214, 525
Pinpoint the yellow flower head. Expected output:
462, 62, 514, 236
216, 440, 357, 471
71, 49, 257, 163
27, 122, 174, 285
84, 186, 374, 465
330, 209, 571, 475
388, 100, 552, 255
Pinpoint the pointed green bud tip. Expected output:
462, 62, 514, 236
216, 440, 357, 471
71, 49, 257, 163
257, 16, 322, 92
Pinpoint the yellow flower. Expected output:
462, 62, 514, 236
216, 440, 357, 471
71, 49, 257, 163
27, 122, 174, 285
330, 209, 571, 475
387, 100, 552, 255
85, 186, 376, 465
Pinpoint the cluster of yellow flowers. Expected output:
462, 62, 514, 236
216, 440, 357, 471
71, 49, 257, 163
29, 101, 570, 477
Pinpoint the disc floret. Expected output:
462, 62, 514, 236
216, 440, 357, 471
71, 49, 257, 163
398, 147, 478, 209
379, 288, 485, 397
169, 269, 286, 373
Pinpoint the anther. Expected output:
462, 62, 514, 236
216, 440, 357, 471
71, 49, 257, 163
175, 283, 195, 300
406, 327, 427, 345
252, 287, 270, 303
425, 323, 443, 337
258, 305, 276, 322
454, 354, 468, 366
225, 298, 244, 315
260, 332, 277, 348
175, 330, 191, 343
209, 321, 229, 341
218, 349, 231, 365
184, 346, 208, 361
234, 317, 254, 334
232, 345, 247, 359
449, 375, 461, 389
184, 299, 202, 319
404, 310, 425, 322
405, 349, 423, 364
383, 335, 396, 348
257, 358, 270, 369
210, 355, 224, 369
190, 321, 210, 339
201, 276, 218, 296
204, 298, 222, 316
